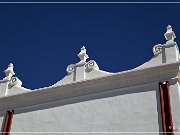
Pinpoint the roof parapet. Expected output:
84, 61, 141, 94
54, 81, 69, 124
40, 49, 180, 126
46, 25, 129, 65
54, 46, 111, 86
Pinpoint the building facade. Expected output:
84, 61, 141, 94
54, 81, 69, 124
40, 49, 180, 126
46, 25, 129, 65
0, 25, 180, 135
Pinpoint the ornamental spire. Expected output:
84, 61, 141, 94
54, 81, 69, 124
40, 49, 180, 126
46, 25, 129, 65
4, 63, 15, 80
78, 46, 89, 62
164, 25, 176, 41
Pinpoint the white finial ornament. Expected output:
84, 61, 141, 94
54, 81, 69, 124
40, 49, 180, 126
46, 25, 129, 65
78, 46, 89, 62
164, 25, 176, 41
4, 63, 15, 80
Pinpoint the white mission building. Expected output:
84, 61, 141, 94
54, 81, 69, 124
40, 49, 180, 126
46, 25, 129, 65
0, 25, 180, 135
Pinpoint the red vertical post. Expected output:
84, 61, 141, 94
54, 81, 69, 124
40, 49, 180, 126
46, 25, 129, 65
1, 110, 14, 135
159, 83, 166, 134
6, 110, 14, 135
2, 111, 10, 135
159, 81, 174, 135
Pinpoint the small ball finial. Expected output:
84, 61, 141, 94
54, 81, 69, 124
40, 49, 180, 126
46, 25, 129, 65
9, 63, 13, 67
81, 46, 85, 50
80, 46, 86, 54
167, 25, 172, 30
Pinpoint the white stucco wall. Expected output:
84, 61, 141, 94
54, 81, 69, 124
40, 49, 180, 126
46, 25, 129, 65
0, 111, 5, 132
169, 80, 180, 132
10, 84, 162, 135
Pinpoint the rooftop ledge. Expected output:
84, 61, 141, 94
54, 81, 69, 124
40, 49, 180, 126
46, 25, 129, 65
0, 61, 180, 112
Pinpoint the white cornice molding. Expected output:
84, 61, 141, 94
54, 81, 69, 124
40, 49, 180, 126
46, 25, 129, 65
0, 62, 180, 112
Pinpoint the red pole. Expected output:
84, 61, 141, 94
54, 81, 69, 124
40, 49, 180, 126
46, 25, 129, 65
2, 111, 10, 135
1, 110, 14, 135
159, 82, 174, 135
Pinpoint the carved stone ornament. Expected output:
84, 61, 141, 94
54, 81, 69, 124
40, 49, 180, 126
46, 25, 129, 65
4, 63, 15, 80
85, 60, 99, 71
66, 64, 75, 74
10, 77, 22, 86
164, 25, 176, 41
78, 46, 89, 62
11, 77, 16, 83
153, 44, 163, 55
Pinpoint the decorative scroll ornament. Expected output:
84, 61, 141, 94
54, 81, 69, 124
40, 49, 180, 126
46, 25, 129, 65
10, 77, 22, 86
66, 64, 75, 74
153, 44, 163, 55
85, 60, 99, 71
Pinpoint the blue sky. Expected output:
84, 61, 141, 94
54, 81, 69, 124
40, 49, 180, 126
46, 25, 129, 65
0, 2, 180, 89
